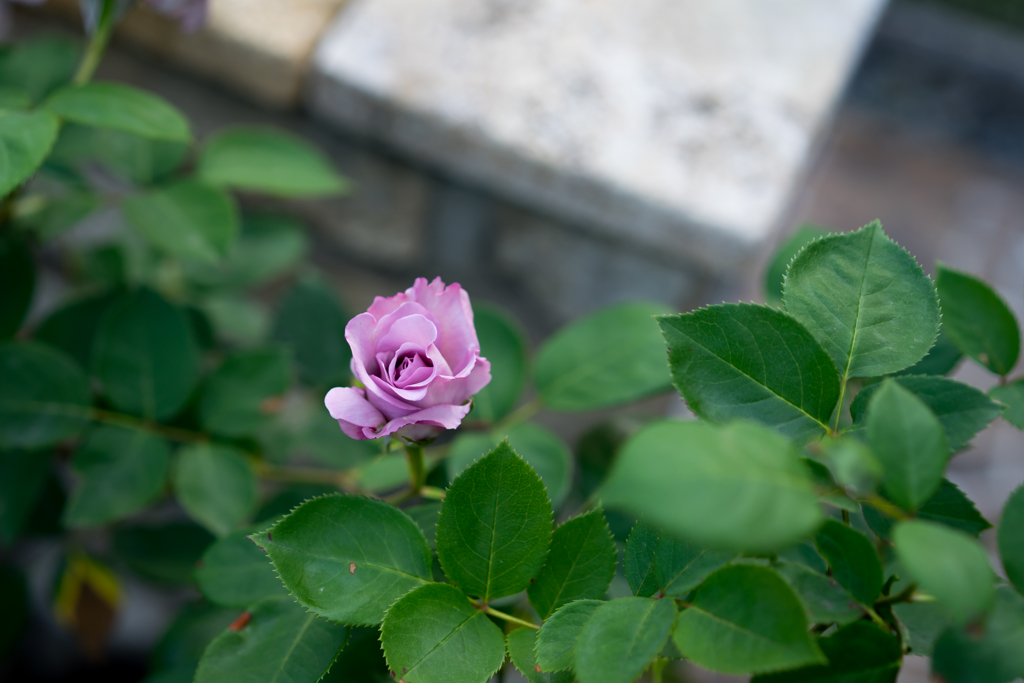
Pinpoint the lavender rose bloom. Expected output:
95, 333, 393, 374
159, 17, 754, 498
325, 277, 491, 442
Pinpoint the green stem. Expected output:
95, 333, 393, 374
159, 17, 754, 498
480, 604, 538, 630
650, 657, 669, 683
73, 0, 117, 85
493, 396, 543, 434
254, 462, 354, 490
404, 442, 425, 495
864, 495, 909, 521
831, 379, 848, 436
842, 509, 851, 525
875, 583, 917, 607
420, 485, 446, 501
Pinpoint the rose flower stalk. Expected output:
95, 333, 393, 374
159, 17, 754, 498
325, 277, 491, 443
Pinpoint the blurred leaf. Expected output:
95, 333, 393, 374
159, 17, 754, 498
0, 36, 79, 103
603, 420, 823, 552
272, 277, 349, 387
773, 561, 863, 626
195, 528, 286, 608
92, 288, 199, 420
507, 628, 574, 683
763, 224, 828, 303
0, 342, 91, 449
624, 518, 661, 597
752, 622, 901, 683
380, 583, 505, 683
151, 601, 236, 672
823, 437, 883, 498
896, 328, 962, 377
894, 520, 995, 624
0, 449, 51, 546
182, 214, 308, 290
851, 375, 1001, 452
321, 625, 390, 682
447, 422, 572, 508
467, 304, 527, 423
114, 522, 214, 584
34, 291, 118, 369
931, 585, 1024, 683
194, 595, 350, 683
866, 379, 949, 511
537, 599, 603, 671
0, 109, 60, 196
0, 238, 34, 339
201, 294, 269, 347
64, 425, 170, 528
0, 87, 30, 109
48, 123, 188, 185
123, 181, 240, 263
298, 407, 379, 470
0, 565, 28, 659
937, 263, 1020, 375
254, 484, 334, 525
998, 485, 1024, 595
197, 126, 347, 197
814, 520, 883, 605
405, 501, 442, 551
45, 82, 191, 142
436, 441, 553, 602
255, 494, 432, 625
784, 221, 939, 379
660, 304, 839, 441
672, 566, 825, 674
528, 508, 616, 619
863, 479, 991, 540
198, 349, 290, 438
624, 519, 733, 599
991, 379, 1024, 430
892, 599, 952, 657
174, 444, 257, 537
574, 597, 676, 683
536, 302, 671, 411
12, 192, 101, 240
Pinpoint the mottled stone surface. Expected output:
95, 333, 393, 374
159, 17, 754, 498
309, 0, 887, 271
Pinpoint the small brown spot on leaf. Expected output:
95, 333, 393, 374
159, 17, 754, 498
350, 562, 357, 574
260, 395, 285, 415
535, 665, 542, 672
229, 611, 251, 632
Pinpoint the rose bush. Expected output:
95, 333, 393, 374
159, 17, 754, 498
325, 277, 492, 441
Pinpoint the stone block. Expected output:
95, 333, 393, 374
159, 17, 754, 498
308, 0, 887, 272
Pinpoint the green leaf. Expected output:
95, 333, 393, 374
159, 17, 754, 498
574, 597, 676, 683
896, 328, 962, 377
783, 220, 939, 379
931, 585, 1024, 683
13, 192, 101, 240
271, 277, 349, 388
813, 520, 883, 605
45, 82, 191, 142
772, 561, 863, 626
196, 126, 347, 197
863, 479, 991, 540
467, 304, 527, 423
173, 445, 256, 537
0, 109, 60, 196
182, 214, 308, 290
123, 181, 240, 263
659, 304, 840, 441
447, 423, 572, 508
990, 379, 1024, 430
602, 420, 824, 552
851, 375, 1001, 452
152, 601, 237, 672
198, 349, 290, 438
34, 291, 117, 369
535, 302, 671, 411
528, 508, 616, 619
64, 425, 170, 527
436, 441, 553, 602
751, 622, 901, 683
892, 600, 952, 657
0, 37, 79, 103
48, 122, 188, 185
536, 599, 603, 672
506, 628, 573, 683
937, 263, 1020, 375
298, 407, 379, 470
998, 484, 1024, 595
0, 565, 27, 659
194, 595, 350, 683
865, 379, 950, 510
764, 224, 828, 303
625, 519, 661, 598
406, 502, 442, 551
0, 449, 51, 546
0, 87, 30, 110
255, 494, 432, 625
822, 437, 883, 498
624, 519, 733, 598
893, 520, 995, 624
380, 582, 506, 683
201, 294, 269, 347
672, 565, 825, 674
0, 342, 90, 449
0, 239, 34, 339
195, 529, 286, 608
92, 289, 199, 421
114, 522, 214, 584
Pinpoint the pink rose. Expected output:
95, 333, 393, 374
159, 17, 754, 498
325, 277, 491, 442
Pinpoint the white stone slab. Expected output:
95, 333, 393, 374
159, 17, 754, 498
309, 0, 886, 271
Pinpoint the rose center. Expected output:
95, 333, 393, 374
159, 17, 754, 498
393, 351, 432, 386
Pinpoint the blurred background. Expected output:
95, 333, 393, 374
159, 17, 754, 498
4, 0, 1024, 681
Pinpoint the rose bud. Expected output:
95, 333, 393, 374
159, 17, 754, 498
325, 277, 492, 442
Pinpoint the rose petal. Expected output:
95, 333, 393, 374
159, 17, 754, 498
375, 402, 473, 439
325, 387, 385, 428
377, 314, 437, 354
